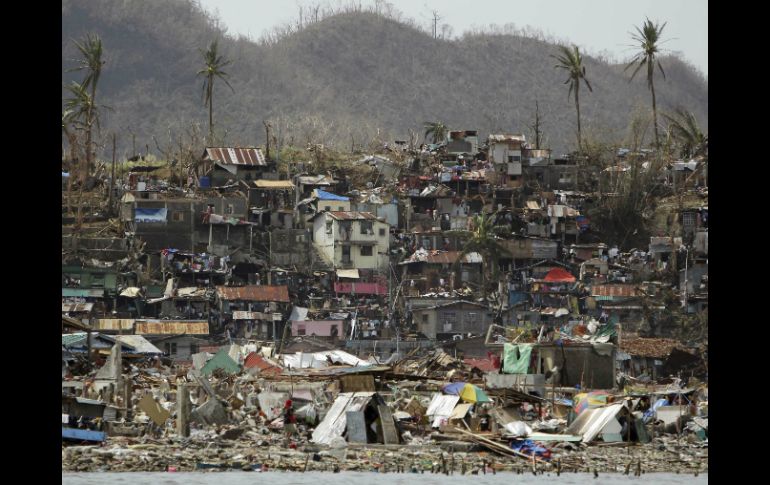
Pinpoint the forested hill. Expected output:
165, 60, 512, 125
62, 0, 708, 157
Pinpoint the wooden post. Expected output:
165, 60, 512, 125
123, 377, 132, 420
177, 384, 190, 437
109, 133, 116, 216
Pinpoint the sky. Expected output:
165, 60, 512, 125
197, 0, 707, 76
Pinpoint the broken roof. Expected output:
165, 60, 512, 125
216, 285, 290, 302
400, 248, 482, 265
620, 338, 693, 359
203, 147, 266, 166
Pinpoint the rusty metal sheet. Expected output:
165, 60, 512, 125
328, 211, 379, 220
94, 318, 135, 331
216, 285, 290, 302
134, 320, 209, 335
590, 284, 640, 298
204, 147, 265, 166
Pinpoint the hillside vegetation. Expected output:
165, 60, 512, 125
62, 0, 708, 157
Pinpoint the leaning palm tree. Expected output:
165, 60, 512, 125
67, 33, 104, 184
423, 121, 448, 144
197, 40, 234, 143
625, 18, 668, 148
454, 212, 510, 299
663, 108, 707, 159
552, 45, 593, 152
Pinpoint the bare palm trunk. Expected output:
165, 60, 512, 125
208, 79, 214, 143
651, 81, 659, 148
575, 83, 582, 153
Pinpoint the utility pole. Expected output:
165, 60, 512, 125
263, 120, 271, 161
431, 10, 442, 39
109, 133, 116, 216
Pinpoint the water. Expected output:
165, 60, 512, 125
62, 471, 707, 485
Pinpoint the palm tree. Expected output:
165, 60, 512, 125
552, 45, 593, 152
625, 18, 668, 148
197, 40, 234, 143
423, 121, 447, 144
663, 108, 707, 159
454, 212, 510, 298
67, 33, 104, 184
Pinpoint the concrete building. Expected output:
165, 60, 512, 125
311, 211, 390, 270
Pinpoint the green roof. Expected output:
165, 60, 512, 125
62, 333, 88, 347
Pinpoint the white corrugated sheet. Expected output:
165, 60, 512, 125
311, 392, 375, 445
282, 350, 371, 369
566, 403, 624, 443
426, 394, 460, 427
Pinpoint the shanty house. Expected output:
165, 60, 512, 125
215, 285, 291, 339
202, 147, 268, 186
311, 211, 390, 270
398, 249, 482, 294
618, 338, 700, 380
488, 134, 526, 187
410, 300, 494, 340
133, 320, 210, 362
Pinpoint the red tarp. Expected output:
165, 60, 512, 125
543, 268, 576, 283
334, 282, 388, 295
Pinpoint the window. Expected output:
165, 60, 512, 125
682, 212, 696, 228
508, 155, 521, 162
325, 206, 331, 211
467, 312, 478, 324
190, 344, 199, 355
360, 221, 373, 234
297, 324, 306, 336
338, 206, 344, 211
296, 234, 305, 243
172, 211, 185, 222
225, 204, 234, 215
164, 342, 177, 355
326, 221, 333, 235
379, 228, 386, 236
360, 246, 373, 256
422, 314, 428, 324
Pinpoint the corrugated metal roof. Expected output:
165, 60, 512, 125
327, 211, 379, 221
254, 179, 294, 189
216, 285, 290, 302
62, 333, 88, 347
62, 303, 94, 313
590, 284, 640, 298
298, 175, 335, 185
94, 318, 135, 331
111, 335, 163, 354
243, 352, 282, 375
203, 147, 265, 166
488, 134, 526, 143
63, 315, 91, 331
526, 201, 542, 210
134, 320, 209, 335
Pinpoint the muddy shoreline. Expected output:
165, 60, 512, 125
62, 435, 707, 474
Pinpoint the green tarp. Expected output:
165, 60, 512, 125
201, 348, 241, 376
503, 343, 533, 374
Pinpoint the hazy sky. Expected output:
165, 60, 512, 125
198, 0, 707, 76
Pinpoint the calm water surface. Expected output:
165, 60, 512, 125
63, 471, 707, 485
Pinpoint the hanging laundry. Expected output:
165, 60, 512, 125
503, 343, 533, 374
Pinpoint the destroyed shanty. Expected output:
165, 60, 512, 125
62, 128, 707, 475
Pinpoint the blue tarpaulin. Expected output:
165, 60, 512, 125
316, 189, 349, 201
135, 208, 167, 223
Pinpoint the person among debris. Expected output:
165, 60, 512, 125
283, 400, 297, 443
